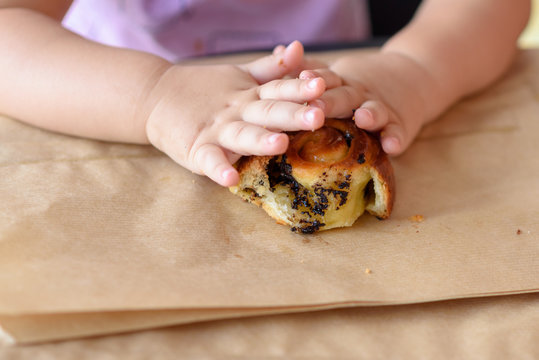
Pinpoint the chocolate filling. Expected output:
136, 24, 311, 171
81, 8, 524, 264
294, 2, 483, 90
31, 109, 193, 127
266, 155, 349, 233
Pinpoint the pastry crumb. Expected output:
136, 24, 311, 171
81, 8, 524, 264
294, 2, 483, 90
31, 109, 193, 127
365, 268, 372, 274
409, 214, 425, 222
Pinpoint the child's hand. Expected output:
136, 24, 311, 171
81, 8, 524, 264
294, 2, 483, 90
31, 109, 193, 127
144, 41, 327, 186
299, 52, 434, 156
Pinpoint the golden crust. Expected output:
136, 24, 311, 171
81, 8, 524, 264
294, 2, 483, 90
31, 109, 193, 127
229, 118, 395, 233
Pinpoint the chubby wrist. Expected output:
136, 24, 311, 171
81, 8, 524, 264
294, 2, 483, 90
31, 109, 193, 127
138, 61, 175, 145
379, 49, 453, 123
329, 50, 448, 130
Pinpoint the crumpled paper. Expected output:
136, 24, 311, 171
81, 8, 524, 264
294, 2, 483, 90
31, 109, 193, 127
1, 49, 538, 344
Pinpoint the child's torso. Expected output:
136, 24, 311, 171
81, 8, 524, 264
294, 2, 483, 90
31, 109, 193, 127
63, 0, 370, 61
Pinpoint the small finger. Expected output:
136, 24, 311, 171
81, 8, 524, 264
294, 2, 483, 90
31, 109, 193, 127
380, 122, 406, 155
193, 143, 240, 186
218, 122, 288, 156
242, 40, 304, 84
273, 44, 286, 55
258, 77, 326, 102
353, 100, 389, 131
317, 86, 364, 118
242, 100, 324, 131
299, 68, 343, 89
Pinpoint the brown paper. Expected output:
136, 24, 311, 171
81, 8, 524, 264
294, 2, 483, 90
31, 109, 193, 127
0, 305, 358, 344
2, 294, 539, 359
1, 49, 539, 343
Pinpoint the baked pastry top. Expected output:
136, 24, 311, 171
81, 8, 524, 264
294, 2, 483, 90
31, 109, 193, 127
229, 118, 395, 233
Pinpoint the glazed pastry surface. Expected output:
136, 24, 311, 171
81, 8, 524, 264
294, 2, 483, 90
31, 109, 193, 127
230, 118, 395, 233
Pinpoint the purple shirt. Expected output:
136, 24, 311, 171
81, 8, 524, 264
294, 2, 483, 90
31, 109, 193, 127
63, 0, 370, 62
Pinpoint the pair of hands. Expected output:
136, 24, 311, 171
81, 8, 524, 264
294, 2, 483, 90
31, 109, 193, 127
145, 41, 414, 186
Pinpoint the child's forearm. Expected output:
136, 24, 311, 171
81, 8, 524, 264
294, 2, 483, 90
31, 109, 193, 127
331, 0, 530, 124
0, 7, 171, 143
321, 0, 530, 155
382, 0, 531, 122
0, 6, 328, 186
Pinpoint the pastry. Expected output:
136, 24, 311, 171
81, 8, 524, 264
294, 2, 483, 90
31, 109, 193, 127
229, 118, 395, 233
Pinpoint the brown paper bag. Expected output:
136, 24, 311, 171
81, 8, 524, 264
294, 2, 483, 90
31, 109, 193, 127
1, 49, 538, 343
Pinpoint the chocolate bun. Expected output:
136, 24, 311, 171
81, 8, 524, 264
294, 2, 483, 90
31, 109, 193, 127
229, 118, 395, 233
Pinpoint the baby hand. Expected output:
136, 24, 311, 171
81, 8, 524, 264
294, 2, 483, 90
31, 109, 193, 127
144, 41, 327, 186
299, 56, 428, 156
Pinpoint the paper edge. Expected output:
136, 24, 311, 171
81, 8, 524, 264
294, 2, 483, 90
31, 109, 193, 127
3, 289, 539, 345
0, 323, 15, 346
2, 287, 538, 316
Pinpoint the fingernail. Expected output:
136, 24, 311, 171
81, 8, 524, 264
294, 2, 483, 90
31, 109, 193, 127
304, 109, 318, 127
362, 108, 373, 120
299, 71, 315, 80
356, 108, 373, 127
267, 133, 281, 144
273, 45, 285, 54
285, 41, 295, 51
287, 40, 301, 48
222, 168, 235, 181
307, 78, 319, 90
382, 136, 401, 154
